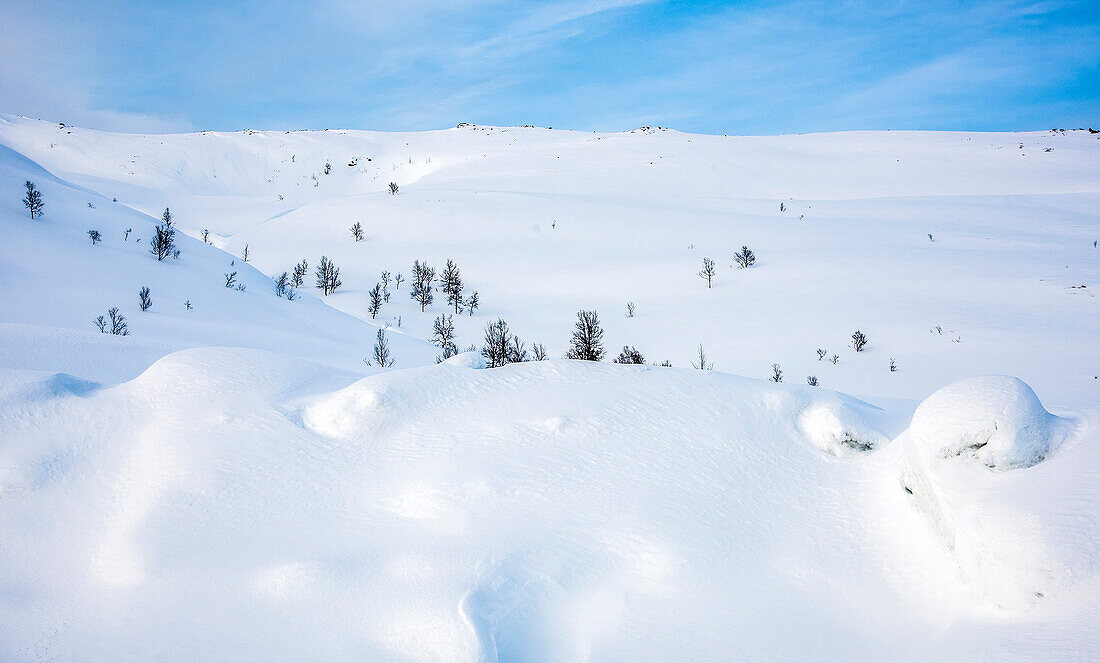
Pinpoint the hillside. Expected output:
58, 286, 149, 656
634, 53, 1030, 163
0, 115, 1098, 662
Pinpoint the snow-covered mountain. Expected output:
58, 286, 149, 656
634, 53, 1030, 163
0, 114, 1097, 661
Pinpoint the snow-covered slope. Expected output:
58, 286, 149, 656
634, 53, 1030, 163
0, 115, 1098, 661
1, 114, 1095, 407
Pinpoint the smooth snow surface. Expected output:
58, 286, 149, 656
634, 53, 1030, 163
0, 115, 1098, 661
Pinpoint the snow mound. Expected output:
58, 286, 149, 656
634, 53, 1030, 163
909, 376, 1066, 470
442, 351, 486, 369
796, 398, 890, 457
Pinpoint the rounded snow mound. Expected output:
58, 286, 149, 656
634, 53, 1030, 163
909, 376, 1064, 470
442, 351, 486, 369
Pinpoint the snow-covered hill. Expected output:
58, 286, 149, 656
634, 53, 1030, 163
0, 115, 1097, 661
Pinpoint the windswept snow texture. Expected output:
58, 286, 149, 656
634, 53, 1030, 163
0, 116, 1098, 661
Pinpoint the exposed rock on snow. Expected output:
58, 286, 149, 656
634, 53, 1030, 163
909, 376, 1069, 470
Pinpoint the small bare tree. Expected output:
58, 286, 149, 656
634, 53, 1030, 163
889, 357, 897, 372
350, 222, 363, 241
734, 246, 756, 269
614, 346, 645, 364
692, 344, 713, 370
88, 230, 102, 245
698, 257, 716, 288
373, 328, 394, 367
225, 271, 238, 288
625, 301, 636, 317
807, 376, 819, 386
565, 310, 604, 361
95, 307, 129, 335
394, 272, 404, 290
770, 363, 783, 382
291, 259, 308, 287
368, 284, 384, 319
816, 348, 827, 361
138, 286, 152, 311
23, 181, 44, 219
532, 343, 548, 361
481, 318, 513, 368
242, 244, 250, 262
315, 255, 342, 295
465, 291, 479, 316
851, 330, 868, 352
149, 208, 176, 261
388, 181, 399, 195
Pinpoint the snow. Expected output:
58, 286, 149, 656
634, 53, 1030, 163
909, 375, 1070, 470
0, 115, 1098, 661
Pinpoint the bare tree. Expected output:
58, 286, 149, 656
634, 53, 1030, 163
851, 330, 868, 352
734, 246, 756, 269
315, 255, 342, 295
431, 314, 458, 359
368, 284, 384, 319
373, 328, 394, 367
532, 343, 548, 361
465, 291, 479, 316
394, 272, 405, 290
95, 307, 129, 335
807, 375, 819, 386
410, 259, 435, 311
830, 354, 839, 365
388, 181, 399, 195
692, 344, 713, 370
350, 222, 363, 241
380, 270, 392, 301
23, 181, 43, 219
225, 271, 238, 288
202, 228, 211, 244
291, 259, 308, 288
614, 346, 645, 364
138, 286, 152, 311
242, 243, 250, 262
698, 257, 716, 288
150, 208, 176, 261
481, 318, 513, 368
817, 348, 827, 361
889, 357, 897, 372
565, 310, 604, 361
770, 363, 783, 382
88, 230, 102, 245
625, 301, 636, 317
274, 272, 291, 298
508, 336, 528, 363
441, 259, 464, 314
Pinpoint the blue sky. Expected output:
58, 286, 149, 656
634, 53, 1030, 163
2, 0, 1097, 134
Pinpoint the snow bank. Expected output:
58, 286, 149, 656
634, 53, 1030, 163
909, 376, 1067, 470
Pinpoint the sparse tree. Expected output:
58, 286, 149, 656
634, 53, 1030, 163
625, 301, 636, 317
138, 286, 152, 311
394, 272, 405, 290
614, 346, 645, 364
95, 307, 128, 335
830, 354, 839, 365
889, 357, 897, 372
291, 259, 308, 288
274, 272, 290, 297
851, 330, 868, 352
660, 359, 673, 367
431, 314, 458, 359
410, 259, 435, 311
565, 310, 604, 361
373, 328, 394, 367
481, 318, 513, 368
185, 300, 193, 310
692, 344, 712, 370
441, 259, 464, 314
508, 336, 528, 363
465, 291, 479, 316
88, 229, 102, 245
770, 363, 783, 382
149, 208, 177, 261
734, 245, 756, 269
388, 181, 399, 195
380, 270, 392, 300
368, 284, 384, 319
817, 348, 827, 361
225, 271, 238, 288
315, 255, 342, 295
351, 222, 363, 241
202, 228, 211, 244
23, 181, 43, 219
532, 343, 548, 361
807, 376, 819, 386
242, 244, 250, 262
698, 257, 716, 288
323, 161, 332, 175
